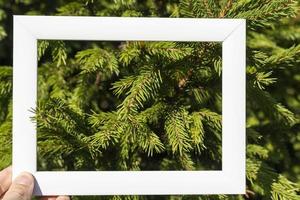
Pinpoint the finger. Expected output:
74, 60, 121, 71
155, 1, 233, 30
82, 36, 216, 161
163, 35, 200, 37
56, 196, 70, 200
40, 196, 57, 200
0, 166, 12, 196
2, 172, 34, 200
40, 196, 70, 200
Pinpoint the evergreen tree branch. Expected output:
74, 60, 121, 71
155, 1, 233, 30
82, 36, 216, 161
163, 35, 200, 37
165, 107, 192, 156
76, 48, 119, 75
189, 112, 206, 153
227, 0, 298, 29
117, 69, 162, 117
248, 86, 297, 126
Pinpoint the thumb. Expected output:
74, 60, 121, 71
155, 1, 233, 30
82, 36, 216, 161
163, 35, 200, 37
2, 172, 34, 200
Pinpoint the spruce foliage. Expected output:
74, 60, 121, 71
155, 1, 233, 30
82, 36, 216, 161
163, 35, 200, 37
0, 0, 300, 200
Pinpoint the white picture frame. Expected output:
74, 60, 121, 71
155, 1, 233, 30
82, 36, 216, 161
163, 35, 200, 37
13, 16, 246, 196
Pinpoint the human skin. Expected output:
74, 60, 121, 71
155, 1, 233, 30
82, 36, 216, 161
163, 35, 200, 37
0, 166, 69, 200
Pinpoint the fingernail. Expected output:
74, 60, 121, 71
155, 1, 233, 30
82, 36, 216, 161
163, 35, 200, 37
14, 172, 33, 186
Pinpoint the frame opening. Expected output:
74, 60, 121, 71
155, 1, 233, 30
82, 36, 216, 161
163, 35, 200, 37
36, 40, 223, 172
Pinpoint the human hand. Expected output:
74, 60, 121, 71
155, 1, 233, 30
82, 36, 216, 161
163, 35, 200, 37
0, 166, 70, 200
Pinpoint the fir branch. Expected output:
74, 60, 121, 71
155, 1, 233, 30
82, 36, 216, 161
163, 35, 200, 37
51, 41, 67, 67
136, 123, 165, 156
246, 158, 277, 195
117, 69, 162, 116
271, 175, 300, 200
89, 111, 117, 128
38, 40, 50, 61
86, 112, 122, 153
219, 0, 233, 18
213, 56, 222, 77
111, 75, 136, 97
0, 66, 12, 98
76, 48, 119, 75
0, 66, 11, 123
121, 10, 143, 17
191, 87, 211, 106
189, 112, 206, 153
57, 2, 90, 16
247, 128, 264, 143
119, 42, 141, 66
179, 0, 219, 17
137, 102, 167, 124
252, 71, 277, 90
167, 3, 180, 17
37, 136, 75, 158
273, 26, 300, 42
113, 0, 136, 8
164, 107, 192, 156
248, 86, 297, 126
86, 129, 120, 153
145, 42, 193, 61
177, 152, 195, 170
247, 158, 300, 199
0, 26, 6, 40
246, 159, 276, 187
247, 144, 269, 160
251, 45, 300, 70
199, 109, 222, 133
0, 110, 11, 168
37, 62, 71, 99
115, 116, 163, 166
262, 45, 300, 68
248, 32, 278, 50
35, 99, 93, 158
227, 0, 298, 29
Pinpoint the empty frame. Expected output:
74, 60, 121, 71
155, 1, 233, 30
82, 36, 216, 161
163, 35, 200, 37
13, 16, 245, 195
